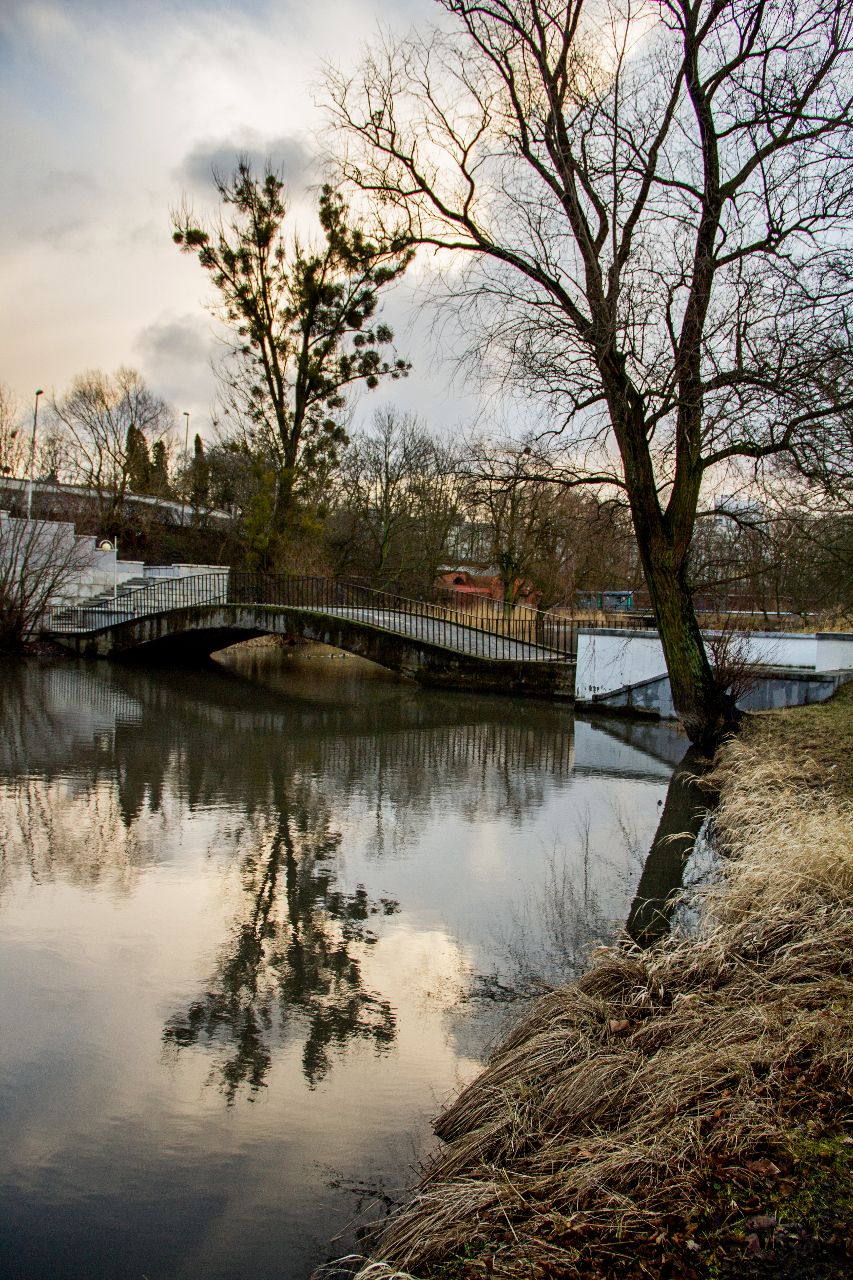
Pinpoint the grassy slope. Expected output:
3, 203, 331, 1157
353, 685, 853, 1280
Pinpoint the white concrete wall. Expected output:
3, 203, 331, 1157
742, 632, 816, 667
3, 513, 233, 607
143, 565, 179, 580
1, 512, 80, 567
117, 560, 145, 583
816, 633, 853, 671
143, 563, 228, 580
170, 563, 229, 578
575, 630, 668, 701
66, 552, 144, 599
576, 626, 851, 703
1, 513, 101, 608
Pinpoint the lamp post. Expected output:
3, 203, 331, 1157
26, 389, 44, 520
183, 411, 190, 526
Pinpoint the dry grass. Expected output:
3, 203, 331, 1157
351, 685, 853, 1280
694, 609, 853, 634
706, 683, 853, 916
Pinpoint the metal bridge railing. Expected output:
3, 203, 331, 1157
46, 572, 230, 634
47, 571, 652, 663
226, 571, 566, 661
225, 573, 649, 662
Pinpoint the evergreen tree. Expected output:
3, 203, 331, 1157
190, 433, 210, 509
126, 423, 151, 493
173, 159, 413, 550
149, 439, 170, 497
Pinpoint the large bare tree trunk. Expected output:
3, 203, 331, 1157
613, 383, 736, 744
637, 525, 738, 745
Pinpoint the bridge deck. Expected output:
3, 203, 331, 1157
48, 601, 565, 662
45, 573, 616, 667
316, 606, 560, 661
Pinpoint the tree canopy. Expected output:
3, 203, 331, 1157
49, 367, 174, 527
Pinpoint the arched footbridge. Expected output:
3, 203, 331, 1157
47, 573, 579, 698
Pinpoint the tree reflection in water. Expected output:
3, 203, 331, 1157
2, 659, 694, 1102
163, 790, 398, 1099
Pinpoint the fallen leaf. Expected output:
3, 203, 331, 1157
746, 1158, 781, 1178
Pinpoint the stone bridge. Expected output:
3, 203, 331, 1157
47, 575, 576, 699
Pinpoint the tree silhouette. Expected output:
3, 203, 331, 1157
173, 159, 413, 547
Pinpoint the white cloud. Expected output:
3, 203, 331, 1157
133, 312, 220, 425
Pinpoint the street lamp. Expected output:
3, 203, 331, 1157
182, 411, 190, 526
26, 389, 44, 520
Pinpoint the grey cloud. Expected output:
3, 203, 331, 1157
136, 313, 214, 366
134, 313, 219, 426
1, 168, 101, 246
176, 132, 317, 199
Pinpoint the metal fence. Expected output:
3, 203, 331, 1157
226, 574, 651, 661
46, 572, 230, 633
48, 571, 654, 663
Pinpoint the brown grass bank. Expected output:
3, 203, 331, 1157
346, 685, 853, 1280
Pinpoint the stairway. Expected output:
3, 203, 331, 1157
48, 578, 150, 628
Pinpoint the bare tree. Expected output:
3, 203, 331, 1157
330, 407, 462, 587
329, 0, 853, 743
460, 437, 639, 609
690, 498, 853, 620
462, 439, 560, 608
0, 383, 26, 479
49, 368, 174, 529
0, 513, 96, 651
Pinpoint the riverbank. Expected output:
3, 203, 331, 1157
349, 685, 853, 1279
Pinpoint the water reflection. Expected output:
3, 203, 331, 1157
164, 803, 398, 1097
0, 659, 577, 820
0, 651, 696, 1280
626, 748, 710, 944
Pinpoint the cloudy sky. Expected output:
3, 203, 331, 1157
0, 0, 480, 438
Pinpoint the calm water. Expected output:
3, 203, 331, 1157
0, 645, 689, 1279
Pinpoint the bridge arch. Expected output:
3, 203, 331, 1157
51, 603, 574, 698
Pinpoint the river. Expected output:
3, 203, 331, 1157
0, 643, 691, 1279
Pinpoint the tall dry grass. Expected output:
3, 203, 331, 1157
347, 686, 853, 1279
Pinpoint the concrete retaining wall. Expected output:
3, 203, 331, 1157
142, 563, 229, 581
577, 627, 853, 718
816, 632, 853, 671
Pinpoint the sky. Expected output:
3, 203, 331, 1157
0, 0, 481, 440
